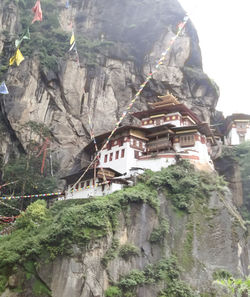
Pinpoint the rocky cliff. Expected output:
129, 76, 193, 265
0, 0, 219, 173
0, 163, 248, 297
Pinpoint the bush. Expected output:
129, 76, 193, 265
105, 257, 197, 297
118, 244, 139, 261
158, 281, 197, 297
105, 286, 122, 297
149, 218, 169, 244
212, 269, 232, 280
140, 161, 225, 211
118, 270, 145, 290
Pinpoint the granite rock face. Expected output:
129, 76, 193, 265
0, 0, 219, 173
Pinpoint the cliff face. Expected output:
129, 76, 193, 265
0, 185, 248, 297
0, 164, 248, 297
0, 0, 219, 172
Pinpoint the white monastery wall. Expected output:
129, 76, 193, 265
136, 155, 176, 171
66, 181, 123, 199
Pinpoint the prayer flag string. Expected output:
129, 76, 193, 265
0, 191, 63, 200
71, 14, 190, 191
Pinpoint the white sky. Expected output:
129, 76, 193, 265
178, 0, 250, 116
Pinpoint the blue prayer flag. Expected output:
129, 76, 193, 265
0, 82, 9, 95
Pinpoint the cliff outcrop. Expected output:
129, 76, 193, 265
0, 0, 219, 172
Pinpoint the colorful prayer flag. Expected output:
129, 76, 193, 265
70, 32, 75, 45
0, 82, 9, 95
15, 27, 30, 48
32, 0, 43, 24
9, 49, 24, 66
69, 32, 76, 51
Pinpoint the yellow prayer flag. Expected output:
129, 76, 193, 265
9, 49, 24, 66
9, 53, 16, 66
16, 49, 24, 66
70, 33, 75, 45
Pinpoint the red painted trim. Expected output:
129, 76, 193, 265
180, 155, 200, 160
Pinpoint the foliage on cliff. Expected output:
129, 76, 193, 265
0, 162, 225, 295
106, 257, 197, 297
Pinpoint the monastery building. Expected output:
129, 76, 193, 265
63, 93, 216, 199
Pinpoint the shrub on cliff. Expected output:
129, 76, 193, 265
139, 160, 226, 211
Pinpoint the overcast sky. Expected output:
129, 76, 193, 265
178, 0, 250, 116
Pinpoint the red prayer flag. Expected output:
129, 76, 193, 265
32, 0, 43, 24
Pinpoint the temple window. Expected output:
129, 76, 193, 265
109, 153, 113, 161
104, 154, 108, 163
115, 151, 119, 159
180, 135, 195, 147
121, 149, 125, 158
86, 180, 90, 187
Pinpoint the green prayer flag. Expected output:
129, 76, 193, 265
15, 27, 30, 48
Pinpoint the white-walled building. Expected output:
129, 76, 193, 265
63, 94, 215, 199
224, 114, 250, 145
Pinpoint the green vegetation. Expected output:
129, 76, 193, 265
0, 0, 115, 72
105, 286, 122, 297
149, 218, 169, 244
212, 269, 232, 280
118, 243, 139, 261
105, 257, 197, 297
215, 275, 250, 297
220, 142, 250, 220
0, 121, 57, 215
17, 0, 69, 70
140, 160, 226, 211
0, 162, 222, 294
0, 180, 158, 270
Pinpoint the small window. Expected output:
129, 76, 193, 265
134, 151, 140, 159
115, 151, 119, 159
109, 153, 113, 161
121, 149, 125, 158
133, 139, 136, 146
80, 181, 85, 188
139, 142, 143, 149
86, 180, 90, 187
119, 139, 123, 146
104, 154, 108, 163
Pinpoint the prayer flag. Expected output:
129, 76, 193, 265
9, 49, 24, 66
70, 32, 75, 45
0, 82, 9, 95
15, 27, 30, 48
69, 32, 76, 51
65, 0, 70, 8
32, 0, 43, 24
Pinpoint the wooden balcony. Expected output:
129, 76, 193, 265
147, 138, 173, 152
